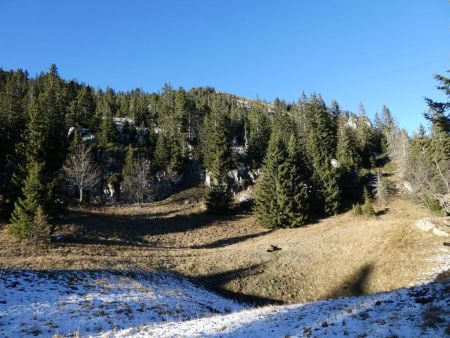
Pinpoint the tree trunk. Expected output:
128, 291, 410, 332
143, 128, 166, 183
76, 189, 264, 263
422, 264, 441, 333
79, 188, 83, 203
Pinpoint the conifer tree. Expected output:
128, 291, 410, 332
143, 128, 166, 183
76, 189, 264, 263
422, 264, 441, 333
362, 186, 375, 216
255, 128, 287, 228
0, 70, 29, 215
154, 133, 171, 171
275, 135, 310, 227
247, 101, 271, 168
424, 72, 450, 134
9, 161, 49, 239
303, 95, 340, 215
9, 65, 66, 239
122, 145, 135, 179
336, 124, 361, 170
204, 103, 232, 213
98, 98, 119, 148
67, 86, 97, 129
356, 103, 374, 166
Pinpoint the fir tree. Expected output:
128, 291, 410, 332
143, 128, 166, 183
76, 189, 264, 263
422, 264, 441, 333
0, 70, 29, 215
204, 103, 232, 213
303, 95, 340, 215
255, 128, 287, 228
154, 134, 171, 171
362, 186, 375, 216
424, 72, 450, 134
275, 135, 310, 227
9, 65, 66, 238
9, 161, 49, 239
336, 124, 361, 170
122, 145, 135, 179
247, 101, 271, 168
98, 98, 119, 148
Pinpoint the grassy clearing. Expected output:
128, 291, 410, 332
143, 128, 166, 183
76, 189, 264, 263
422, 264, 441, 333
0, 187, 447, 305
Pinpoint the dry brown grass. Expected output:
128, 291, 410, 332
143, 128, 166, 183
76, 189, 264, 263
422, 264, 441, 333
0, 188, 446, 305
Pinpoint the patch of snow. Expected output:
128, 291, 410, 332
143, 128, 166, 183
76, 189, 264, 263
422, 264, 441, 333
108, 280, 450, 338
418, 247, 450, 283
1, 269, 449, 338
0, 271, 243, 338
416, 219, 435, 232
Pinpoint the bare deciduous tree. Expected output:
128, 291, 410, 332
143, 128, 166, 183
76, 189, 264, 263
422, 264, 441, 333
62, 144, 101, 203
407, 152, 450, 214
122, 155, 153, 205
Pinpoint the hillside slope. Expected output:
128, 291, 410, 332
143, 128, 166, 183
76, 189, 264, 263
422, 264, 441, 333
1, 270, 448, 337
1, 188, 449, 305
110, 279, 450, 338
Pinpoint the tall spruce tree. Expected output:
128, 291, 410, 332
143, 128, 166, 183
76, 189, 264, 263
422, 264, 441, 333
98, 97, 119, 148
275, 135, 310, 227
0, 69, 29, 215
336, 123, 361, 170
255, 128, 287, 228
204, 103, 232, 212
303, 95, 340, 215
247, 100, 271, 168
9, 65, 66, 239
9, 161, 49, 239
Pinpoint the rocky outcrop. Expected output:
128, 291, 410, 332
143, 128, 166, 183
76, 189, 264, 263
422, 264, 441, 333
415, 218, 449, 237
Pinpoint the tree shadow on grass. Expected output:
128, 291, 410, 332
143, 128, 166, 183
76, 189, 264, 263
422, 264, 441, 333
190, 230, 274, 249
325, 264, 374, 299
190, 263, 283, 306
58, 209, 254, 248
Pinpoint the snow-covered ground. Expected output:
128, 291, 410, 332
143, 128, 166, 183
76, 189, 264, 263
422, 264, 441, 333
0, 270, 243, 337
1, 247, 449, 337
111, 280, 450, 338
1, 270, 449, 338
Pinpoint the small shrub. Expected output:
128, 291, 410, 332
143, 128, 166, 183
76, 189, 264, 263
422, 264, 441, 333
362, 187, 375, 216
28, 207, 52, 244
352, 203, 363, 216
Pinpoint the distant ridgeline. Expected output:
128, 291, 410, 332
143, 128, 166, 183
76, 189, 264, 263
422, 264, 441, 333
0, 65, 448, 240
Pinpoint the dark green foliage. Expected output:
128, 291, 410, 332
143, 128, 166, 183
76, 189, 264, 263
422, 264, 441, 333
255, 131, 310, 228
0, 64, 396, 231
320, 169, 341, 215
9, 161, 50, 239
204, 103, 232, 213
302, 95, 340, 215
424, 72, 450, 134
352, 203, 363, 216
247, 101, 271, 168
67, 86, 97, 130
122, 145, 135, 178
0, 69, 29, 215
362, 186, 375, 216
255, 129, 287, 228
154, 134, 171, 171
98, 98, 119, 147
28, 206, 52, 244
275, 136, 310, 227
337, 122, 361, 170
9, 65, 66, 238
406, 72, 450, 214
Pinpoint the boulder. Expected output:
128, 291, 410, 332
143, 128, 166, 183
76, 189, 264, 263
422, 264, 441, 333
415, 218, 449, 237
432, 228, 449, 237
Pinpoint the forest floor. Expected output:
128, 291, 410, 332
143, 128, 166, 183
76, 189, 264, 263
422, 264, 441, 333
1, 187, 449, 305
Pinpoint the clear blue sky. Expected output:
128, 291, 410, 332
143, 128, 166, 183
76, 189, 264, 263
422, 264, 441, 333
0, 0, 448, 132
